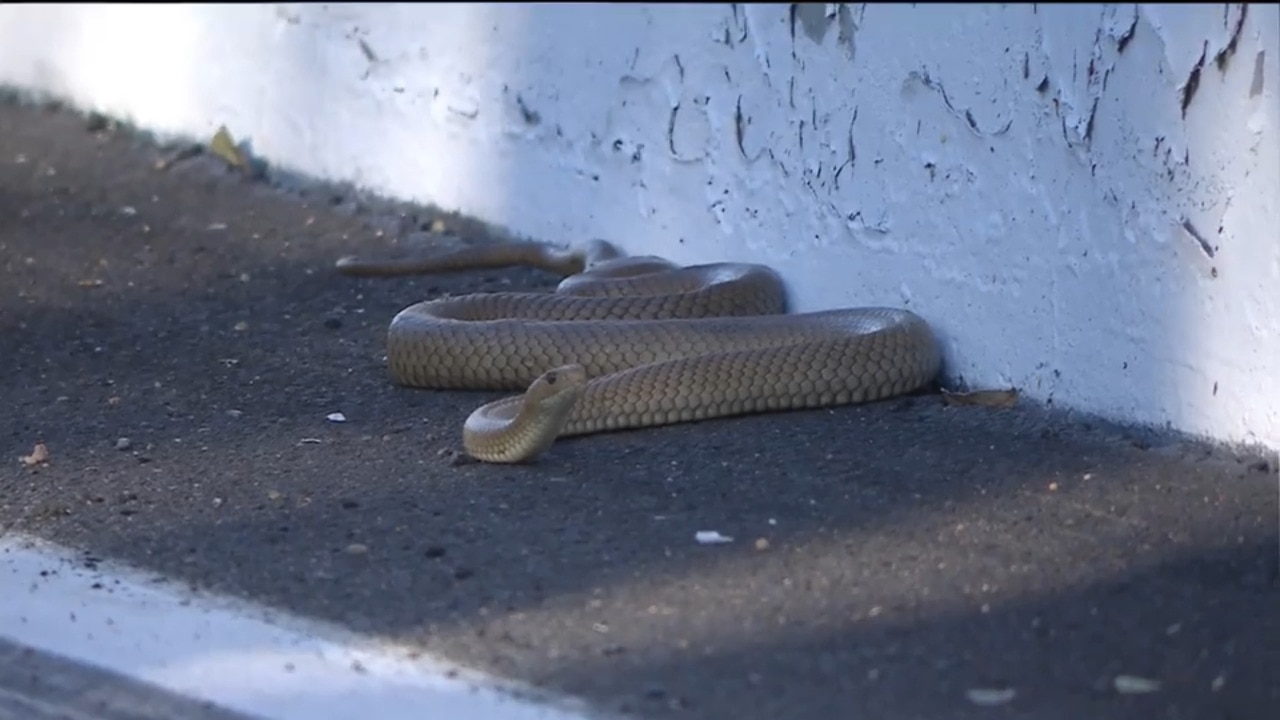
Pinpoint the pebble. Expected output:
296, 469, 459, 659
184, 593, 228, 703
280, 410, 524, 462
114, 437, 132, 451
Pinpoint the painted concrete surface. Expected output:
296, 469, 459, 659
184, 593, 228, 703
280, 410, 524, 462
0, 534, 601, 720
0, 3, 1275, 453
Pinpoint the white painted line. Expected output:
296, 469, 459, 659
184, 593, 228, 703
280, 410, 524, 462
0, 533, 605, 720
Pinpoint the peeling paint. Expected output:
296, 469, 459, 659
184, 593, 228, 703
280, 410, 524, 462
789, 3, 856, 60
0, 3, 1272, 450
904, 70, 1014, 137
1214, 3, 1247, 71
1181, 42, 1207, 118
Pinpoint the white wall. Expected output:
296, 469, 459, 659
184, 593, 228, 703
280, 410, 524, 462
1, 3, 1276, 451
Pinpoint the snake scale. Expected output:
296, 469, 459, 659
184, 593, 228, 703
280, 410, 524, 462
336, 239, 942, 463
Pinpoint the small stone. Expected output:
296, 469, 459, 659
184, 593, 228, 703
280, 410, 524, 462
267, 489, 283, 501
20, 443, 50, 466
966, 687, 1016, 706
114, 437, 132, 451
754, 537, 770, 551
424, 545, 446, 559
346, 543, 368, 555
323, 317, 342, 330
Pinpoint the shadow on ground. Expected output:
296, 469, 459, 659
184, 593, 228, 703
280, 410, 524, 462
2, 98, 1277, 719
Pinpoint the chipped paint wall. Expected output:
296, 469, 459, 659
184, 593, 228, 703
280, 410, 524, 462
0, 4, 1276, 450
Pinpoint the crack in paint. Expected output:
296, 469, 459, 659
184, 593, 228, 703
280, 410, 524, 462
1180, 217, 1216, 259
1181, 42, 1207, 119
1082, 97, 1098, 145
734, 95, 765, 162
832, 107, 857, 191
908, 70, 1013, 137
728, 4, 749, 45
1115, 7, 1138, 54
667, 103, 680, 157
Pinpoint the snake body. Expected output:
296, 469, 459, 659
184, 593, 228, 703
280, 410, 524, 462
337, 239, 942, 463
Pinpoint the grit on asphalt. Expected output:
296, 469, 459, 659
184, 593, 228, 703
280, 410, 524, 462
1, 97, 1277, 719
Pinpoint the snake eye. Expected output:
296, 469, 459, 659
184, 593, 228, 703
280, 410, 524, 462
545, 373, 557, 384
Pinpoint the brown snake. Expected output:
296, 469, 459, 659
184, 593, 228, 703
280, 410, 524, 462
336, 238, 942, 463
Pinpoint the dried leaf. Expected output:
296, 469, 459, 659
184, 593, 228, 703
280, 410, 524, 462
942, 388, 1019, 409
209, 125, 247, 169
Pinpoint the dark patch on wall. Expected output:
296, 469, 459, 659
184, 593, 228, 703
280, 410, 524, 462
789, 3, 856, 60
793, 4, 828, 43
835, 5, 857, 61
515, 95, 540, 126
1250, 51, 1266, 97
1214, 3, 1248, 73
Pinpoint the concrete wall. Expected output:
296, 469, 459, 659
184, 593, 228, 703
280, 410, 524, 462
1, 3, 1276, 451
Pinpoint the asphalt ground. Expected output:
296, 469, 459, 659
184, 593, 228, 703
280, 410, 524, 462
1, 96, 1277, 719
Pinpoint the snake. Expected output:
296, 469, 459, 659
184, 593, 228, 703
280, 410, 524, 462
335, 238, 942, 464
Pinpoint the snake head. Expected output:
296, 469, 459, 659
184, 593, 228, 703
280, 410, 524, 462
462, 364, 588, 464
524, 364, 588, 413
